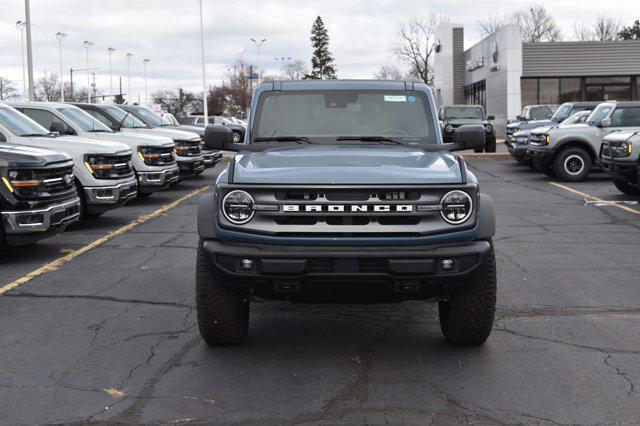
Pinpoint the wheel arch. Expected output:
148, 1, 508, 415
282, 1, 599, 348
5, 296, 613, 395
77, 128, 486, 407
555, 139, 597, 162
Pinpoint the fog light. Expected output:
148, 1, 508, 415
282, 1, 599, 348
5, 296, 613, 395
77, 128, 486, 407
441, 259, 455, 271
239, 259, 255, 271
17, 213, 44, 225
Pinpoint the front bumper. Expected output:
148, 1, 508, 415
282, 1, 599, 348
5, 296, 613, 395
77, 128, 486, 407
137, 165, 180, 193
1, 197, 81, 245
528, 146, 555, 168
201, 239, 492, 302
84, 180, 138, 214
601, 157, 639, 182
176, 156, 205, 174
508, 143, 530, 159
201, 150, 223, 167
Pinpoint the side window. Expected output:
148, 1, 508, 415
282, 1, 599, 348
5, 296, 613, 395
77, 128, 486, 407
21, 109, 60, 131
213, 117, 223, 125
610, 107, 640, 127
196, 117, 203, 124
87, 110, 113, 127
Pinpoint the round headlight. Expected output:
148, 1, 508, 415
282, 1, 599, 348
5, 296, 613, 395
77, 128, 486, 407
445, 125, 454, 133
440, 190, 473, 225
485, 124, 493, 133
223, 190, 254, 224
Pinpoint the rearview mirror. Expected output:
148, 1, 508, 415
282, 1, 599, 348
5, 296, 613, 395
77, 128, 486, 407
600, 117, 611, 128
452, 124, 486, 150
487, 115, 495, 121
204, 124, 235, 150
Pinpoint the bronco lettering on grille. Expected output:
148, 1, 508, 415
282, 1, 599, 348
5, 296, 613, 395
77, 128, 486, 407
282, 204, 413, 213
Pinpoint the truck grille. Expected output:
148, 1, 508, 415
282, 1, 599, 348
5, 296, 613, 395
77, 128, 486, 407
529, 133, 546, 146
218, 185, 478, 237
174, 140, 202, 157
10, 164, 76, 200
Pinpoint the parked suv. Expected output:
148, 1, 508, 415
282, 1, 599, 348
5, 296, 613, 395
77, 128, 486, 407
512, 104, 557, 123
0, 104, 137, 217
181, 115, 246, 144
438, 105, 496, 152
119, 105, 222, 168
196, 80, 497, 346
1, 144, 80, 247
506, 101, 600, 145
529, 102, 640, 181
9, 102, 179, 197
73, 103, 205, 176
600, 131, 640, 195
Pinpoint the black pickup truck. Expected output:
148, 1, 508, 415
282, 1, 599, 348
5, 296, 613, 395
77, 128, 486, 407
1, 144, 80, 247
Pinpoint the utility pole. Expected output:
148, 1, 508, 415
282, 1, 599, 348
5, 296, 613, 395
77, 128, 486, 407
198, 0, 208, 124
143, 58, 150, 106
16, 21, 27, 99
24, 0, 35, 101
83, 41, 93, 103
107, 47, 115, 101
126, 52, 133, 104
56, 32, 67, 101
250, 38, 267, 84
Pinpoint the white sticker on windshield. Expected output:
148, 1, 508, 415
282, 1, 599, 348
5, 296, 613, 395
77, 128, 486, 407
384, 95, 407, 102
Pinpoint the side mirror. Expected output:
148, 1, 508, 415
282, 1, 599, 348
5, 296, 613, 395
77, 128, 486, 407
516, 115, 526, 121
487, 115, 495, 121
204, 124, 236, 150
600, 117, 611, 128
50, 121, 72, 135
452, 124, 486, 150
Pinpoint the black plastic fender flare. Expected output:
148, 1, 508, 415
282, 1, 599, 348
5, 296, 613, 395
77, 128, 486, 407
197, 192, 219, 239
476, 193, 496, 239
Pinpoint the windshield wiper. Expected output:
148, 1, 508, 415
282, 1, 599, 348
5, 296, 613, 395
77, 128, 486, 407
88, 129, 111, 133
20, 133, 50, 137
336, 136, 403, 145
253, 136, 313, 144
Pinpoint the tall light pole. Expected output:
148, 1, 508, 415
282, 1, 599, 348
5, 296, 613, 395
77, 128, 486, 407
125, 52, 133, 104
83, 41, 93, 103
24, 0, 35, 101
143, 58, 150, 106
56, 32, 67, 101
275, 56, 292, 79
250, 38, 267, 84
198, 0, 208, 124
16, 21, 27, 99
107, 47, 115, 101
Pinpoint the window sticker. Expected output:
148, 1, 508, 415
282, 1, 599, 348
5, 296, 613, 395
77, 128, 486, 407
384, 95, 407, 102
408, 96, 416, 103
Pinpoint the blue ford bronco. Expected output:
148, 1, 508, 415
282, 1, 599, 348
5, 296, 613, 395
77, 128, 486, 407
197, 80, 497, 346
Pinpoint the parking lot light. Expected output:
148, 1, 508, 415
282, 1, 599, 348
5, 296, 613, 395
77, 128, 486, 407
16, 21, 27, 99
143, 58, 150, 106
56, 32, 67, 101
250, 38, 267, 84
83, 40, 94, 103
126, 52, 133, 104
107, 47, 115, 101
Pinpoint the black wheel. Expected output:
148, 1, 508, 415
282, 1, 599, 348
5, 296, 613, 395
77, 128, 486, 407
439, 242, 496, 345
196, 239, 249, 345
474, 147, 484, 153
232, 131, 242, 144
613, 179, 640, 196
485, 137, 497, 153
553, 147, 592, 182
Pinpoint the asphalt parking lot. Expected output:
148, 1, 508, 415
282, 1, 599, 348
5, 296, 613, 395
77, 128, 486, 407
1, 158, 640, 424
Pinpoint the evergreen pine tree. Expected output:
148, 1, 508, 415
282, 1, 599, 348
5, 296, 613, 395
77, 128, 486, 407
305, 16, 337, 80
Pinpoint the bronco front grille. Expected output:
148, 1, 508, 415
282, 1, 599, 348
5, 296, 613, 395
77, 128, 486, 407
218, 185, 479, 237
529, 133, 547, 146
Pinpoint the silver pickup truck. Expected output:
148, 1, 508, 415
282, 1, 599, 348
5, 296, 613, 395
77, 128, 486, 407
9, 102, 180, 198
0, 103, 137, 218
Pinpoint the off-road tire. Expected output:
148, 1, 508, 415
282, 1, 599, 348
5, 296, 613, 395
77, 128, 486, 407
485, 137, 497, 153
439, 242, 496, 345
553, 147, 592, 182
613, 179, 640, 196
196, 239, 249, 345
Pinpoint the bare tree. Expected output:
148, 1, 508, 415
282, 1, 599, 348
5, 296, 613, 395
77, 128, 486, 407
152, 88, 198, 118
0, 77, 18, 101
390, 13, 439, 86
374, 65, 405, 80
281, 60, 308, 80
476, 14, 505, 37
573, 16, 620, 41
510, 4, 561, 42
35, 71, 61, 101
207, 55, 253, 118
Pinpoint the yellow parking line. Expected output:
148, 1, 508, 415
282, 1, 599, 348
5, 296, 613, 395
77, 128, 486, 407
0, 185, 211, 297
549, 182, 640, 215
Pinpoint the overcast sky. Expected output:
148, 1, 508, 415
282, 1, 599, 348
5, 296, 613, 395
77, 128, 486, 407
1, 0, 639, 101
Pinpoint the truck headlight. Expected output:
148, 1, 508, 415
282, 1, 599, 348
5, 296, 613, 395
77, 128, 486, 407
485, 124, 493, 133
440, 190, 473, 225
445, 125, 453, 133
610, 142, 632, 157
223, 190, 255, 224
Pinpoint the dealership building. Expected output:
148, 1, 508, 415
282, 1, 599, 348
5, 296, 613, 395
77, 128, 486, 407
433, 23, 640, 135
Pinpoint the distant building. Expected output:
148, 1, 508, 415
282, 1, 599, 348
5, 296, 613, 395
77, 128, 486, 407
433, 23, 640, 136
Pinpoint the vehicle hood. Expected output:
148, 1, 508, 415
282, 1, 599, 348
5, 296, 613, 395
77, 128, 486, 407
517, 119, 555, 130
27, 136, 132, 156
170, 125, 204, 137
126, 127, 200, 141
232, 145, 464, 184
444, 118, 488, 126
90, 132, 175, 148
547, 123, 593, 135
0, 144, 72, 168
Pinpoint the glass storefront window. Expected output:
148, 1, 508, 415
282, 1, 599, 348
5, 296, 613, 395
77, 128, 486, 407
604, 85, 631, 101
521, 79, 538, 106
585, 77, 631, 84
560, 78, 581, 103
539, 78, 560, 104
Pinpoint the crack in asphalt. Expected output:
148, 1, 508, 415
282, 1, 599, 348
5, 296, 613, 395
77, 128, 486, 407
604, 354, 636, 397
4, 292, 193, 309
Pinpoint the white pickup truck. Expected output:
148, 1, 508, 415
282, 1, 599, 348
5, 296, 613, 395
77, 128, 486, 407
9, 102, 180, 198
0, 103, 137, 218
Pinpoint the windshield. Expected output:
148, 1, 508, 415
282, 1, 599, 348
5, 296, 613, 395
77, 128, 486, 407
586, 105, 612, 125
561, 111, 590, 125
134, 106, 171, 126
253, 90, 436, 145
531, 108, 550, 120
103, 105, 147, 128
443, 106, 484, 120
0, 106, 50, 136
57, 106, 112, 132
